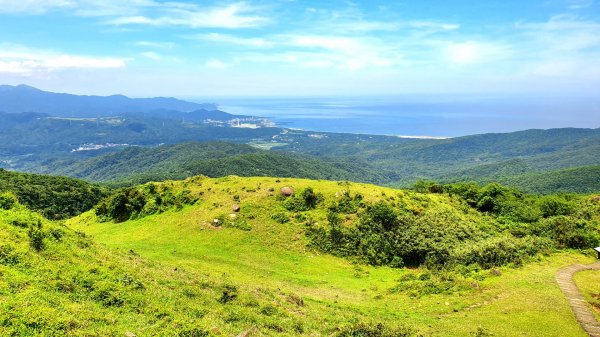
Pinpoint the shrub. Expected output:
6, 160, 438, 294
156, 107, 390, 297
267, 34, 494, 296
538, 196, 575, 217
542, 216, 599, 249
441, 236, 551, 269
271, 212, 289, 224
218, 285, 238, 304
28, 227, 45, 251
0, 192, 17, 210
330, 190, 364, 214
0, 244, 22, 265
96, 185, 198, 222
92, 281, 125, 307
336, 322, 416, 337
283, 187, 322, 211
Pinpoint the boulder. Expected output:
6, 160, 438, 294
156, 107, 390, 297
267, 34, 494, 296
280, 187, 294, 197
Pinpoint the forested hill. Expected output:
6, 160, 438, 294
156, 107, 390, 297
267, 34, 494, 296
46, 142, 395, 186
0, 169, 108, 219
0, 84, 216, 117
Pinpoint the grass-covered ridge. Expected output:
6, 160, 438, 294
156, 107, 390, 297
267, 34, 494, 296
1, 188, 424, 336
63, 175, 600, 336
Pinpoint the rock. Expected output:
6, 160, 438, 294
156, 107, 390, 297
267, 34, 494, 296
232, 204, 241, 212
490, 268, 502, 276
213, 218, 221, 226
280, 187, 294, 197
470, 281, 480, 289
125, 332, 137, 337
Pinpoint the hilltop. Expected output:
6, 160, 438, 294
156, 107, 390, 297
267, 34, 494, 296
62, 175, 600, 336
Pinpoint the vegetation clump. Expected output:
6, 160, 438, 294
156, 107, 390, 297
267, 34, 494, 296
336, 322, 417, 337
0, 169, 108, 219
308, 181, 599, 271
95, 183, 198, 222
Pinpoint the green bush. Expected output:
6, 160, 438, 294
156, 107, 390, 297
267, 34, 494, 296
28, 226, 45, 251
0, 244, 22, 265
218, 285, 238, 304
0, 192, 17, 210
441, 236, 552, 269
542, 216, 599, 249
283, 187, 323, 211
271, 212, 289, 224
336, 322, 416, 337
96, 184, 198, 222
538, 195, 575, 217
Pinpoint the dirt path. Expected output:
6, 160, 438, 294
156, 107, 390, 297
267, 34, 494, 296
556, 262, 600, 337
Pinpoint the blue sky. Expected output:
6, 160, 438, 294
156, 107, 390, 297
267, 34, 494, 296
0, 0, 599, 97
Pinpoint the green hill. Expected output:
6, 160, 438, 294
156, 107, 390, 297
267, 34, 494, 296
444, 165, 600, 194
1, 195, 336, 336
50, 177, 600, 337
0, 169, 108, 219
45, 142, 396, 186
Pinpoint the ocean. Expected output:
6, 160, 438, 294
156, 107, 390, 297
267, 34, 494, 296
202, 95, 600, 138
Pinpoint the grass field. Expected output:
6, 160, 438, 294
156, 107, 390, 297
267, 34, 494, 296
574, 269, 600, 322
65, 176, 595, 336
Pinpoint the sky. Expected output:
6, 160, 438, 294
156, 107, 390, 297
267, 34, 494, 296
0, 0, 599, 97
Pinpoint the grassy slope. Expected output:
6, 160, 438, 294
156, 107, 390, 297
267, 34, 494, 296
69, 176, 593, 336
574, 270, 600, 321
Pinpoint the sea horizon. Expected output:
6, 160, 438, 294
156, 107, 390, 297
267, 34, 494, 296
188, 94, 600, 138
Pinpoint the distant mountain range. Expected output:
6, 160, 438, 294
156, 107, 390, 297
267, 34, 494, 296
0, 84, 218, 117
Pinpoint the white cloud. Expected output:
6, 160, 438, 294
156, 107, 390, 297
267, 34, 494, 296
0, 1, 269, 29
191, 33, 273, 47
140, 51, 161, 61
235, 38, 398, 71
446, 41, 512, 65
567, 0, 594, 9
135, 41, 175, 49
515, 15, 600, 52
107, 2, 269, 29
0, 44, 125, 76
0, 0, 75, 14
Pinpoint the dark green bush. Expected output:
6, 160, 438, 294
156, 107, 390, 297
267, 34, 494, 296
538, 195, 575, 217
96, 184, 198, 222
28, 227, 45, 251
0, 244, 22, 265
283, 187, 323, 211
336, 322, 416, 337
542, 216, 599, 249
271, 212, 289, 224
218, 285, 238, 304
